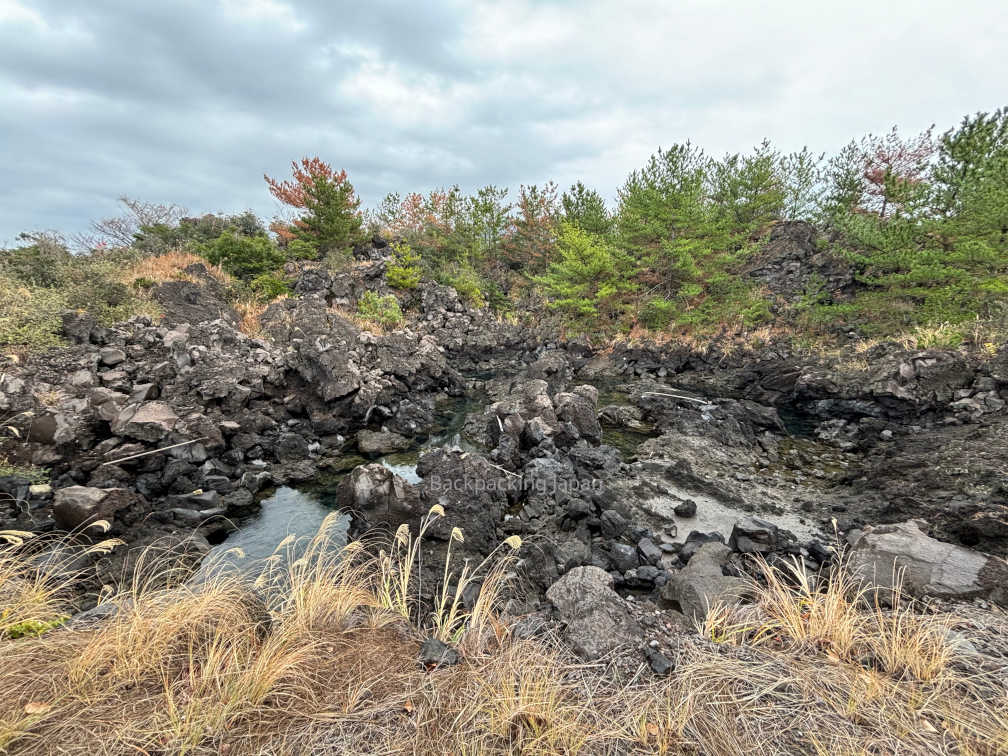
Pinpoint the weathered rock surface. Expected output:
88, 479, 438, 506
849, 520, 1008, 606
661, 542, 753, 619
546, 566, 642, 659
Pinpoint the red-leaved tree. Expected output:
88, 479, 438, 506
860, 126, 935, 219
265, 157, 362, 253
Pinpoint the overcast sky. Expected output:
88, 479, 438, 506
1, 0, 1006, 245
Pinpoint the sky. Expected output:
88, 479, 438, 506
1, 0, 1006, 245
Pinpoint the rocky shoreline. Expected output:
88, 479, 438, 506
2, 248, 1007, 665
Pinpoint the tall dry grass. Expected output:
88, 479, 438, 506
0, 516, 1005, 754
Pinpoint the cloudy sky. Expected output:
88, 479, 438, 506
1, 0, 1006, 244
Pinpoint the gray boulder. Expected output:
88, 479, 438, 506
52, 486, 141, 531
546, 565, 642, 659
357, 429, 411, 456
849, 520, 1008, 606
662, 542, 752, 620
111, 401, 179, 442
333, 463, 419, 519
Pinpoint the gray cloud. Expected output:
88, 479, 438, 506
1, 0, 1006, 244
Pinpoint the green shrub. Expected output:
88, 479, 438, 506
386, 242, 422, 290
640, 297, 677, 329
4, 616, 67, 639
323, 247, 354, 273
132, 277, 157, 290
199, 233, 284, 279
285, 238, 319, 261
0, 234, 73, 287
437, 265, 487, 308
357, 290, 403, 328
249, 273, 290, 300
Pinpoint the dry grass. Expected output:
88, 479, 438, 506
233, 296, 285, 338
0, 519, 1005, 754
119, 251, 232, 288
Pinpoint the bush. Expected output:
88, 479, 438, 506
357, 290, 403, 329
437, 265, 487, 308
386, 242, 422, 290
249, 273, 290, 300
199, 233, 284, 279
639, 297, 677, 329
0, 234, 73, 287
284, 238, 319, 261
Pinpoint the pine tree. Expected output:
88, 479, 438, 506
534, 223, 632, 321
265, 157, 363, 255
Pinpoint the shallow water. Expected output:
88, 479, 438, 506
196, 486, 350, 580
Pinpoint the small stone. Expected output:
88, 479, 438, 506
674, 500, 697, 518
418, 638, 460, 669
645, 648, 674, 676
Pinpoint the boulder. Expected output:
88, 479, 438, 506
27, 411, 75, 445
849, 520, 1008, 606
662, 542, 752, 619
545, 566, 642, 659
111, 402, 179, 442
729, 517, 779, 554
554, 390, 602, 444
52, 486, 140, 531
333, 463, 419, 519
357, 429, 411, 456
99, 347, 127, 366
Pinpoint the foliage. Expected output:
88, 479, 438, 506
132, 211, 267, 256
265, 157, 363, 255
499, 183, 559, 272
0, 233, 73, 287
534, 223, 632, 323
0, 239, 152, 349
199, 232, 284, 279
561, 182, 613, 236
436, 264, 487, 308
385, 242, 422, 290
3, 616, 67, 639
249, 273, 290, 300
356, 290, 404, 328
283, 238, 319, 261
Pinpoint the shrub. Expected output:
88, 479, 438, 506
199, 232, 284, 279
131, 277, 156, 291
640, 297, 677, 329
249, 273, 290, 300
357, 290, 403, 328
0, 234, 73, 287
284, 238, 319, 261
386, 242, 422, 290
438, 265, 486, 308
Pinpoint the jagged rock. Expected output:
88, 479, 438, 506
27, 411, 75, 445
99, 347, 127, 366
357, 429, 411, 456
52, 486, 141, 531
554, 390, 601, 444
546, 566, 642, 659
662, 542, 752, 619
111, 402, 179, 442
275, 432, 310, 463
333, 463, 419, 519
849, 520, 1008, 606
154, 277, 238, 326
729, 517, 779, 554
